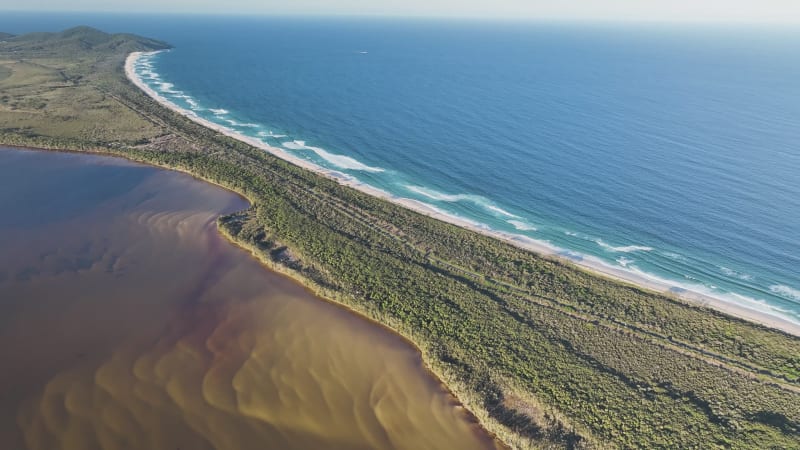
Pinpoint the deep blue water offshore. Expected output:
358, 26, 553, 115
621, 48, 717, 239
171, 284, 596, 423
3, 14, 799, 324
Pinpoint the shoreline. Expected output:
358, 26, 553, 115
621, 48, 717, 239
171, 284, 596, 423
1, 143, 500, 447
0, 145, 499, 450
125, 51, 800, 338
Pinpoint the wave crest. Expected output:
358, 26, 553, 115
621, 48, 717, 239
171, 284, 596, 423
720, 267, 754, 281
404, 185, 518, 218
596, 239, 653, 253
770, 285, 800, 302
282, 141, 385, 173
507, 220, 537, 231
617, 256, 634, 268
258, 131, 288, 138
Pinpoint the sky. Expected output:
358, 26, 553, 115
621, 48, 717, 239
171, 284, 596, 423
4, 0, 800, 23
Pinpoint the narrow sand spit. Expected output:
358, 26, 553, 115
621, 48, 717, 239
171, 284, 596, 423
125, 51, 800, 337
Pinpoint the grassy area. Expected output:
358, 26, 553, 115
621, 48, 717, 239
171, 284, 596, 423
2, 27, 799, 449
0, 27, 168, 147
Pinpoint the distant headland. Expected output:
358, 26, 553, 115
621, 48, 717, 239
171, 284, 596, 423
2, 25, 799, 450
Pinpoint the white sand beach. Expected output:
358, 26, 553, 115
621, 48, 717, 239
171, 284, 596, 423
126, 51, 800, 337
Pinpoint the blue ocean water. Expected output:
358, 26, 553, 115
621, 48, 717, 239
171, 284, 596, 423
3, 14, 799, 324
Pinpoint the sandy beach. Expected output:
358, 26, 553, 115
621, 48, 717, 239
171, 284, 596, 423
126, 51, 800, 337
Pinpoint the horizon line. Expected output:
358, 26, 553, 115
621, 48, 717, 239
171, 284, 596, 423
1, 9, 800, 26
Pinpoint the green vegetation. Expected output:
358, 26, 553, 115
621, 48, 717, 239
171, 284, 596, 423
2, 27, 799, 449
0, 27, 169, 147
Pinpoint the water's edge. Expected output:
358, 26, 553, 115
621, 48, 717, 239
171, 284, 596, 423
125, 51, 800, 338
3, 42, 795, 448
0, 143, 508, 449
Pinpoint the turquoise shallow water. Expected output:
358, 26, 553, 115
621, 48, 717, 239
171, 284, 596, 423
3, 14, 800, 324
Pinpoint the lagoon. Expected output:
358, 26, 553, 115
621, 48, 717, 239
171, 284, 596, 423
0, 147, 496, 450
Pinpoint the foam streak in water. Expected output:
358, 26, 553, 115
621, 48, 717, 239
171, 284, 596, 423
770, 285, 800, 303
720, 267, 755, 281
126, 50, 800, 332
617, 256, 634, 268
258, 131, 288, 138
404, 185, 518, 218
507, 220, 537, 231
282, 140, 385, 173
595, 239, 653, 253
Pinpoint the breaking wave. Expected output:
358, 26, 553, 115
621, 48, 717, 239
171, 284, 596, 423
258, 131, 288, 138
282, 140, 385, 172
404, 185, 518, 218
770, 285, 800, 303
130, 50, 800, 328
507, 220, 537, 231
595, 239, 653, 253
720, 267, 754, 281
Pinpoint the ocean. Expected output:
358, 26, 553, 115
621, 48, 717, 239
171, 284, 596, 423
3, 14, 799, 325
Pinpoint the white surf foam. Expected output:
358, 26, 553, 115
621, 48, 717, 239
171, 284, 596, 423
507, 220, 537, 231
224, 119, 260, 128
770, 285, 800, 302
595, 239, 653, 253
720, 266, 754, 281
404, 185, 519, 218
486, 205, 519, 218
405, 185, 475, 203
257, 131, 287, 138
157, 82, 175, 93
621, 265, 799, 324
282, 141, 385, 172
729, 292, 794, 314
311, 148, 384, 172
282, 140, 307, 150
564, 232, 652, 254
125, 51, 800, 335
663, 251, 688, 262
210, 108, 229, 116
617, 256, 634, 268
404, 185, 486, 204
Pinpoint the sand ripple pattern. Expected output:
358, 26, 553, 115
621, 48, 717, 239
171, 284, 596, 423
0, 154, 494, 450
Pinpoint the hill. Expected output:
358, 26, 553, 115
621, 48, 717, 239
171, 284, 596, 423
0, 26, 170, 56
1, 28, 800, 450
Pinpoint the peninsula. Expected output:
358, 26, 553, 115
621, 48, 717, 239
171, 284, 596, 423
1, 27, 799, 449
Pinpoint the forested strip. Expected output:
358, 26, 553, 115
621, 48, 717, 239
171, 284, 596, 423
2, 32, 799, 449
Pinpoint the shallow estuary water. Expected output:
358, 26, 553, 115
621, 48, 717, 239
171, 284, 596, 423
0, 147, 496, 450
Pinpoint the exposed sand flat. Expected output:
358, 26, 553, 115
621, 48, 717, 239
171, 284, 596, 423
126, 51, 800, 338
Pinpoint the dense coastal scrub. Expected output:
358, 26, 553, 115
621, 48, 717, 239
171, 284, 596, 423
1, 28, 799, 449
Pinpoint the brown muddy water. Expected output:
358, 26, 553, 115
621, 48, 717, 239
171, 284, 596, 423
0, 148, 497, 450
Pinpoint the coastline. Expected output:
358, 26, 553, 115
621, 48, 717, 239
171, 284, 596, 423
0, 145, 499, 450
3, 29, 799, 448
126, 51, 800, 338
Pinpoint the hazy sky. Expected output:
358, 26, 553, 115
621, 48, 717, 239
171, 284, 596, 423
6, 0, 800, 23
